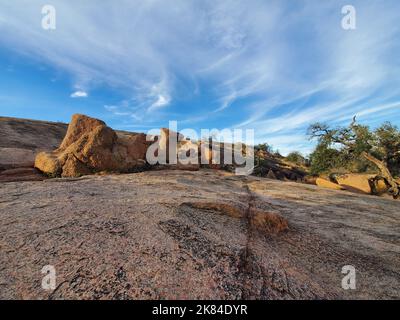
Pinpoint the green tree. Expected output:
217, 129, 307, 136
374, 122, 400, 177
308, 117, 400, 199
286, 151, 307, 166
308, 143, 343, 175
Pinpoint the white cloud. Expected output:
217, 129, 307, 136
149, 94, 170, 111
70, 90, 88, 98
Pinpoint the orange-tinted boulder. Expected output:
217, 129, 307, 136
35, 114, 148, 177
61, 154, 92, 178
374, 178, 389, 195
59, 114, 105, 151
34, 152, 62, 176
316, 178, 344, 190
336, 174, 375, 194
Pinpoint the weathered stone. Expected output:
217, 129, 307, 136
68, 125, 117, 171
250, 208, 289, 234
337, 174, 376, 194
183, 201, 288, 234
0, 167, 45, 182
117, 133, 148, 161
34, 152, 61, 175
316, 178, 344, 190
304, 176, 318, 185
0, 116, 67, 153
61, 154, 92, 178
175, 140, 199, 171
1, 170, 398, 300
0, 148, 36, 170
34, 115, 149, 177
374, 179, 389, 195
162, 163, 200, 171
59, 114, 105, 151
183, 201, 245, 219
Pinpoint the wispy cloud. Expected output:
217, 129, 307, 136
70, 90, 88, 98
148, 95, 170, 112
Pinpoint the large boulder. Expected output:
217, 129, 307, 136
374, 178, 389, 195
35, 152, 62, 176
316, 178, 344, 190
62, 125, 118, 171
150, 128, 199, 171
35, 114, 148, 177
117, 133, 148, 162
304, 176, 318, 185
59, 114, 106, 151
336, 174, 376, 194
61, 154, 92, 178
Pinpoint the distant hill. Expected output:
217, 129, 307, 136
0, 116, 68, 152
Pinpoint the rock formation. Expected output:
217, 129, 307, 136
1, 115, 399, 299
182, 201, 288, 234
1, 170, 398, 299
1, 114, 394, 199
0, 117, 68, 171
35, 114, 148, 177
0, 168, 45, 183
315, 177, 345, 190
336, 173, 379, 194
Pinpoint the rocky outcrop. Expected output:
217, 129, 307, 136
182, 201, 288, 234
35, 152, 62, 175
315, 178, 344, 190
336, 174, 376, 194
1, 170, 399, 299
0, 117, 68, 152
314, 173, 393, 198
0, 148, 36, 170
0, 117, 68, 171
375, 178, 390, 195
304, 176, 318, 185
149, 128, 200, 171
254, 156, 307, 182
2, 115, 309, 182
35, 114, 148, 177
58, 115, 106, 151
0, 168, 46, 183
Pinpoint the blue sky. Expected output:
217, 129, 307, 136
1, 0, 400, 155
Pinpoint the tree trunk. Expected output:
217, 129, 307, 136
361, 151, 399, 199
